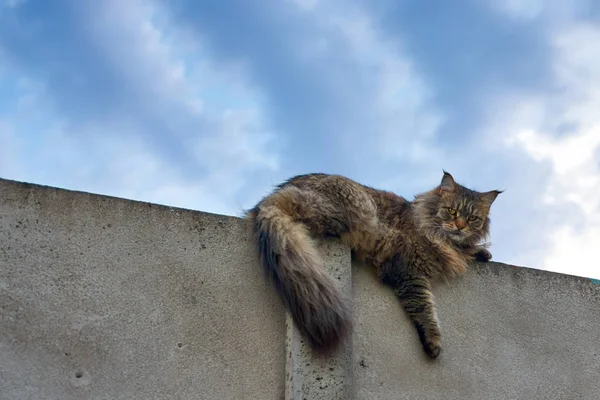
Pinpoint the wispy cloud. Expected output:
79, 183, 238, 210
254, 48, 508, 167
491, 0, 546, 20
0, 0, 279, 215
163, 0, 445, 187
277, 0, 446, 191
498, 22, 600, 278
2, 0, 25, 9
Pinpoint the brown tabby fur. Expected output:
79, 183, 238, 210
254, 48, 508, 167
246, 171, 501, 359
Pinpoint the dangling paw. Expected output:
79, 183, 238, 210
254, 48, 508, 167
423, 338, 441, 359
418, 328, 442, 359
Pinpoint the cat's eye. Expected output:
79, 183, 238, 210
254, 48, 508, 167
468, 215, 478, 221
447, 207, 457, 215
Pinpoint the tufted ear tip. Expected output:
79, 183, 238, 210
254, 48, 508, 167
480, 189, 503, 204
439, 170, 456, 192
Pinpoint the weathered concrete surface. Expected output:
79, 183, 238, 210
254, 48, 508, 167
285, 239, 353, 400
352, 261, 600, 400
0, 179, 298, 400
2, 177, 600, 400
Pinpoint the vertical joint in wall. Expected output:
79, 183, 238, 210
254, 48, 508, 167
284, 239, 353, 400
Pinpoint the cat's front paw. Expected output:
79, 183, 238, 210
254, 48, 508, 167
418, 330, 442, 359
423, 339, 441, 359
474, 248, 492, 262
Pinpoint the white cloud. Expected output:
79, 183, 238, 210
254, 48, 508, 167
1, 96, 244, 215
492, 0, 545, 20
84, 0, 280, 179
287, 0, 444, 187
0, 0, 280, 216
495, 22, 600, 279
79, 0, 212, 116
489, 0, 594, 30
327, 7, 443, 154
194, 108, 279, 173
289, 0, 318, 11
2, 0, 25, 9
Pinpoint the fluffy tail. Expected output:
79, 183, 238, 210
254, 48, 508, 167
247, 194, 352, 353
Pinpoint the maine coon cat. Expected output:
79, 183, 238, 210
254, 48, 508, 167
246, 171, 501, 358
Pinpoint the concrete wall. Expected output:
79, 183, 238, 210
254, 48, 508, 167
0, 179, 290, 400
352, 261, 600, 399
1, 178, 600, 399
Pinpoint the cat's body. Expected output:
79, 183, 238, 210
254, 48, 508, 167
246, 172, 501, 359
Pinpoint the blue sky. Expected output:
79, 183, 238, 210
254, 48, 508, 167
1, 0, 599, 280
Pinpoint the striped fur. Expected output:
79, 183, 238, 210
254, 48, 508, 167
246, 172, 501, 358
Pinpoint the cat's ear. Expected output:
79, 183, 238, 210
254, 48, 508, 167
439, 170, 456, 193
480, 190, 503, 204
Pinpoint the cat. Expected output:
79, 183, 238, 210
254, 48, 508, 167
245, 171, 501, 359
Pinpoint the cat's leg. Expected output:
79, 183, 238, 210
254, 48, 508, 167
377, 255, 442, 359
394, 274, 441, 358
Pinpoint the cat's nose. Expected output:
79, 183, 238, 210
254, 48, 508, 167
455, 218, 467, 230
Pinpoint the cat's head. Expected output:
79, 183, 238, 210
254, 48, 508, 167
413, 171, 502, 245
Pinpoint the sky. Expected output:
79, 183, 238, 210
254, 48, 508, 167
1, 0, 599, 280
